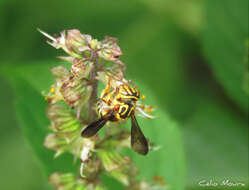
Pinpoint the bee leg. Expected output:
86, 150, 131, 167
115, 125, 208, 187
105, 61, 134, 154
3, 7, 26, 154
100, 76, 112, 98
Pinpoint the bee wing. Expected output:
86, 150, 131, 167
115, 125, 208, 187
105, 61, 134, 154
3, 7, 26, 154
81, 117, 108, 138
131, 114, 149, 155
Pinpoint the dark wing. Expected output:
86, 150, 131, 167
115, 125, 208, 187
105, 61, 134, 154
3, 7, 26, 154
130, 114, 149, 155
81, 117, 108, 138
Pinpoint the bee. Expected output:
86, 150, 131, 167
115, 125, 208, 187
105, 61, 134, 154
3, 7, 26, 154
81, 83, 148, 155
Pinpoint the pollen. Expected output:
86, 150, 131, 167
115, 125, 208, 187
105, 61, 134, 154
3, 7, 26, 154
50, 87, 55, 93
144, 106, 153, 113
141, 95, 146, 101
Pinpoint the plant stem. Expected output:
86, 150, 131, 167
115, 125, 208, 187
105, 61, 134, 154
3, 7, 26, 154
88, 51, 98, 123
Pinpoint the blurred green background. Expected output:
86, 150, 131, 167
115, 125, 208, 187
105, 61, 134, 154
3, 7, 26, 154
0, 0, 248, 190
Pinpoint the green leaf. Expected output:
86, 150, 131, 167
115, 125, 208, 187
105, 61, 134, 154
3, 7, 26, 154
1, 63, 79, 176
120, 13, 248, 189
1, 62, 186, 190
0, 130, 53, 190
201, 0, 249, 113
183, 96, 248, 188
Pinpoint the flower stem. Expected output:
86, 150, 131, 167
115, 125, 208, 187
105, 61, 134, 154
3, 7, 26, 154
88, 51, 99, 123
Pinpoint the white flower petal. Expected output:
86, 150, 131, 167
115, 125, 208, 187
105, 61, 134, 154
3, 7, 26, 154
136, 106, 155, 119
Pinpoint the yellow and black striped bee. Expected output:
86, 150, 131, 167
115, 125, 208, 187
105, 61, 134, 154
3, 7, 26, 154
81, 83, 148, 155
